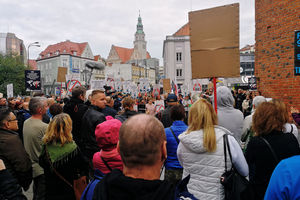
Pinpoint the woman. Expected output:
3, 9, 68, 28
146, 98, 156, 116
93, 117, 123, 174
177, 99, 248, 199
272, 99, 298, 139
39, 113, 88, 200
245, 102, 300, 199
164, 104, 187, 185
115, 97, 138, 123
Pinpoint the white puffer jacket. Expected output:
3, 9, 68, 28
177, 126, 248, 200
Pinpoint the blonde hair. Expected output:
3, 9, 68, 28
43, 113, 73, 146
187, 99, 218, 152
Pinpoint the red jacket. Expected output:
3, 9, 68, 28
93, 149, 123, 174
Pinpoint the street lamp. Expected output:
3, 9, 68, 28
27, 42, 40, 67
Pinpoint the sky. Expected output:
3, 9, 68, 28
0, 0, 255, 64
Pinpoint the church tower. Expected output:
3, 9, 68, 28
131, 12, 147, 60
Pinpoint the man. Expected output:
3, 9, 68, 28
0, 108, 32, 191
63, 86, 88, 147
92, 114, 196, 200
81, 90, 106, 160
16, 101, 31, 142
217, 86, 244, 142
0, 98, 7, 109
241, 96, 266, 148
235, 89, 246, 111
23, 97, 48, 200
264, 155, 300, 200
101, 96, 117, 118
161, 93, 178, 128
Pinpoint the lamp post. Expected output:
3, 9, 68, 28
27, 42, 40, 67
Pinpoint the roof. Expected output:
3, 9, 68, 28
240, 44, 255, 52
112, 45, 151, 63
28, 59, 37, 70
39, 40, 87, 58
94, 55, 101, 61
173, 23, 190, 36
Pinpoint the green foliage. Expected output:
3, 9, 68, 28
0, 54, 28, 97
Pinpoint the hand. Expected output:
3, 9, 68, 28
291, 107, 299, 114
0, 159, 6, 170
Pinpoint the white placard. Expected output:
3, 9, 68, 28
7, 84, 13, 98
91, 80, 105, 90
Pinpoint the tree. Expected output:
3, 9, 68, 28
0, 54, 28, 97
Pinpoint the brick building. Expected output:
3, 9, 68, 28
255, 0, 300, 108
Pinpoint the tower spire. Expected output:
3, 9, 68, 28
136, 11, 144, 34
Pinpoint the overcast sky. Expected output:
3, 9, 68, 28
0, 0, 254, 64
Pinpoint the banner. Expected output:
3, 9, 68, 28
7, 84, 13, 98
91, 80, 105, 90
57, 67, 68, 82
25, 70, 41, 91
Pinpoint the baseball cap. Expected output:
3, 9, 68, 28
167, 94, 178, 102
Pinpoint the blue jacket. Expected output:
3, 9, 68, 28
165, 121, 187, 169
265, 155, 300, 200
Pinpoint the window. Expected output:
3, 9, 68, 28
73, 51, 77, 56
176, 69, 183, 77
62, 59, 67, 67
176, 52, 182, 62
55, 50, 59, 55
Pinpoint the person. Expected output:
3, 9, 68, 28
217, 86, 244, 142
161, 94, 178, 128
154, 95, 165, 114
49, 103, 62, 119
264, 155, 300, 200
291, 106, 300, 126
241, 96, 266, 149
0, 108, 32, 191
235, 89, 245, 111
63, 86, 88, 149
242, 93, 252, 117
177, 99, 249, 199
23, 97, 48, 200
146, 98, 156, 116
80, 90, 106, 160
92, 114, 196, 200
16, 101, 31, 142
245, 102, 300, 199
101, 96, 117, 118
272, 99, 298, 139
0, 159, 27, 200
0, 98, 7, 109
46, 98, 55, 119
115, 97, 138, 123
93, 117, 123, 174
39, 113, 88, 200
164, 104, 187, 185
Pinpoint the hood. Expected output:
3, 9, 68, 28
217, 86, 234, 108
94, 169, 175, 200
178, 127, 225, 154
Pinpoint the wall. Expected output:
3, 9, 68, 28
255, 0, 300, 108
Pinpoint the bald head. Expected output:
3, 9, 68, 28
119, 114, 166, 168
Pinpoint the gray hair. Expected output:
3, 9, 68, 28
253, 96, 266, 109
29, 97, 47, 115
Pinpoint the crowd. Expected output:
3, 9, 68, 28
0, 85, 300, 200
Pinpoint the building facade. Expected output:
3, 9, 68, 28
36, 40, 104, 94
0, 33, 26, 64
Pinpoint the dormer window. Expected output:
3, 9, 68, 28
63, 49, 66, 53
47, 53, 50, 57
55, 50, 60, 55
73, 51, 77, 56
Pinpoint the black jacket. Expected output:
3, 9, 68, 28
0, 128, 32, 191
80, 105, 106, 160
115, 110, 138, 123
63, 97, 88, 147
245, 131, 300, 199
0, 169, 27, 200
92, 169, 196, 200
101, 106, 117, 118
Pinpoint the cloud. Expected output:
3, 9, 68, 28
0, 0, 254, 63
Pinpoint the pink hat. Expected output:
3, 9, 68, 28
95, 118, 122, 150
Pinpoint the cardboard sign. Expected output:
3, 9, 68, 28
163, 79, 171, 93
57, 67, 68, 82
189, 3, 240, 78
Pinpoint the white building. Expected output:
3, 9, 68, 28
163, 23, 191, 87
37, 40, 104, 94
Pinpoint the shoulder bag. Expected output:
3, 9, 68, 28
220, 134, 254, 200
45, 146, 87, 200
169, 127, 180, 144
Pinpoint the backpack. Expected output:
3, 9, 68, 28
80, 170, 105, 200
